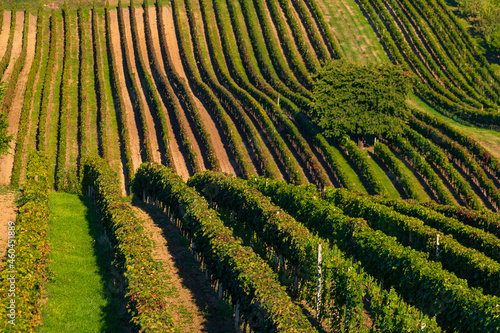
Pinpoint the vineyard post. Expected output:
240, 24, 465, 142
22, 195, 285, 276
235, 301, 241, 332
316, 243, 322, 320
218, 282, 223, 299
436, 234, 440, 259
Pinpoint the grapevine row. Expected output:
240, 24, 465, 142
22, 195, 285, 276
0, 152, 49, 332
36, 13, 57, 152
403, 126, 482, 209
132, 163, 316, 332
117, 1, 153, 162
374, 141, 427, 201
78, 8, 89, 160
0, 7, 16, 79
153, 1, 253, 177
129, 3, 175, 169
371, 197, 500, 262
10, 9, 43, 186
104, 3, 135, 182
55, 4, 71, 191
326, 188, 500, 296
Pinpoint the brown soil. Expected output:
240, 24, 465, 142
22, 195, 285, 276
122, 8, 162, 165
0, 11, 11, 59
151, 6, 235, 175
160, 6, 208, 174
1, 12, 25, 82
0, 190, 17, 265
0, 14, 37, 186
132, 201, 235, 333
109, 8, 143, 172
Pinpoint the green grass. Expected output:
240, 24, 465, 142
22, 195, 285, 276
39, 192, 127, 332
317, 0, 389, 64
362, 149, 401, 199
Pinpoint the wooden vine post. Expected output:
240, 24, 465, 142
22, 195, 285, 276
316, 243, 322, 320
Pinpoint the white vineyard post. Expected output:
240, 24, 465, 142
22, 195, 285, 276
420, 322, 426, 333
235, 301, 241, 332
218, 282, 223, 299
344, 300, 349, 333
316, 243, 322, 320
436, 234, 440, 259
275, 252, 278, 272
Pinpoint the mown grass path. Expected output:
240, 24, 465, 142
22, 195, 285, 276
39, 192, 129, 332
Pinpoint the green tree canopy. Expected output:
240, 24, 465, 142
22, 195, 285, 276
310, 60, 413, 141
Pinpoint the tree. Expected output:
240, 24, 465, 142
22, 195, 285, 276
0, 83, 12, 157
310, 60, 413, 147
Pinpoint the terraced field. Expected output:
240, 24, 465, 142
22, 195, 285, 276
1, 0, 500, 331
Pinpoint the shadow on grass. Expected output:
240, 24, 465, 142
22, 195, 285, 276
132, 200, 235, 333
82, 196, 133, 333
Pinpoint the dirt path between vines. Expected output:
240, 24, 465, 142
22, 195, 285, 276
1, 12, 25, 82
122, 8, 162, 165
160, 6, 207, 174
109, 9, 142, 172
151, 6, 235, 175
0, 12, 11, 59
0, 14, 37, 186
132, 201, 235, 333
0, 190, 18, 268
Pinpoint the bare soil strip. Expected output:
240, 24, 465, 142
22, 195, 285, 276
161, 6, 208, 173
0, 190, 18, 267
109, 9, 142, 172
144, 7, 235, 175
122, 8, 162, 165
138, 7, 190, 179
0, 14, 37, 186
0, 11, 11, 59
132, 201, 235, 333
1, 12, 24, 82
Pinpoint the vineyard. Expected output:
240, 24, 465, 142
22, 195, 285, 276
0, 0, 500, 331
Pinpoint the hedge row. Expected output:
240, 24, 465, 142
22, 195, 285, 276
250, 0, 313, 96
78, 8, 89, 160
1, 8, 29, 114
374, 141, 427, 201
263, 0, 314, 88
178, 0, 282, 179
154, 0, 254, 177
187, 171, 367, 330
91, 7, 109, 161
404, 127, 482, 209
411, 109, 500, 184
0, 7, 16, 79
424, 201, 500, 239
326, 188, 500, 297
132, 163, 316, 332
104, 3, 135, 182
249, 177, 442, 332
55, 4, 71, 191
129, 3, 175, 169
37, 12, 58, 152
81, 156, 174, 331
342, 138, 387, 196
221, 0, 331, 186
275, 0, 320, 73
10, 10, 44, 187
207, 0, 308, 184
372, 197, 500, 262
149, 2, 201, 173
0, 152, 50, 332
138, 3, 220, 171
117, 0, 153, 161
409, 116, 500, 210
389, 135, 454, 205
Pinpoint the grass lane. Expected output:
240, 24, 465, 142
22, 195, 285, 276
39, 192, 129, 332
